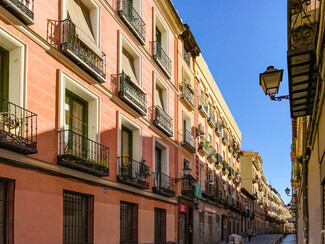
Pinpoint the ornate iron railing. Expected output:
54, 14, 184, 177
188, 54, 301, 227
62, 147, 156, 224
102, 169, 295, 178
60, 19, 106, 83
180, 82, 194, 110
215, 120, 222, 136
183, 49, 191, 67
0, 102, 37, 154
198, 95, 208, 117
153, 41, 172, 77
153, 105, 173, 137
0, 0, 34, 25
198, 136, 209, 156
216, 153, 223, 169
202, 181, 216, 200
152, 172, 175, 197
181, 176, 194, 197
180, 129, 195, 153
118, 72, 147, 115
208, 109, 216, 128
117, 156, 150, 189
57, 130, 109, 176
228, 167, 234, 179
222, 160, 229, 175
222, 131, 229, 145
207, 146, 217, 163
118, 0, 145, 44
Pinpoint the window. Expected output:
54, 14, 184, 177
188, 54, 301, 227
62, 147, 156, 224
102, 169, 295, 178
121, 126, 133, 159
120, 35, 141, 85
155, 75, 168, 111
0, 47, 9, 112
154, 140, 168, 175
0, 179, 14, 244
120, 202, 138, 244
154, 208, 166, 244
65, 0, 100, 46
63, 191, 94, 244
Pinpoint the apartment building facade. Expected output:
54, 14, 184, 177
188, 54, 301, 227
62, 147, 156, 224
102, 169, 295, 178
287, 0, 325, 243
240, 151, 287, 234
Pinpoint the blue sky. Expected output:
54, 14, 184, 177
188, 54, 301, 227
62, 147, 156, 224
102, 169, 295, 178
172, 0, 292, 204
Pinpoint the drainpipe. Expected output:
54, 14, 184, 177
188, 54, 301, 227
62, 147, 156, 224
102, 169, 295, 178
302, 116, 309, 244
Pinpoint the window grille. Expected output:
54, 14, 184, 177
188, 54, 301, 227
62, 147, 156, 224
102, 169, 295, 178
0, 179, 14, 244
154, 208, 166, 244
120, 202, 138, 244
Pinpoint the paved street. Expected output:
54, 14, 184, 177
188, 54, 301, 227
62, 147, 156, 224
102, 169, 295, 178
281, 234, 297, 244
242, 234, 283, 244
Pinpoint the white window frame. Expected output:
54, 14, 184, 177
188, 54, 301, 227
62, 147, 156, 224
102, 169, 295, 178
154, 73, 169, 113
118, 112, 142, 162
119, 33, 142, 86
153, 11, 169, 53
58, 70, 100, 142
61, 0, 101, 46
0, 27, 27, 108
153, 137, 169, 176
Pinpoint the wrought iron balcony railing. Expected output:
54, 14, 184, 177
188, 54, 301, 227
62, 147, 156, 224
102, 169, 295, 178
0, 102, 37, 154
207, 146, 217, 164
228, 167, 234, 180
153, 41, 172, 78
222, 160, 229, 175
222, 131, 229, 145
181, 176, 194, 198
118, 0, 145, 44
153, 106, 173, 137
152, 172, 175, 197
180, 82, 195, 110
57, 130, 109, 176
202, 182, 216, 200
117, 156, 150, 189
215, 153, 223, 169
180, 129, 195, 153
0, 0, 34, 25
198, 136, 209, 157
183, 49, 191, 67
118, 72, 147, 115
215, 120, 222, 137
60, 19, 106, 83
208, 109, 216, 128
198, 95, 208, 117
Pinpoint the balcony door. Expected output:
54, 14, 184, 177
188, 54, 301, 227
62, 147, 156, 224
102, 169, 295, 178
0, 47, 9, 113
65, 90, 88, 156
155, 147, 162, 173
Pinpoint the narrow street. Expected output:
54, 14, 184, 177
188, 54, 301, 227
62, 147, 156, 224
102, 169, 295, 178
281, 234, 297, 244
242, 234, 282, 244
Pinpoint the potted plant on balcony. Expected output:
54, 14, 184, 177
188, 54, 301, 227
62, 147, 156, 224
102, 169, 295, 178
139, 160, 150, 179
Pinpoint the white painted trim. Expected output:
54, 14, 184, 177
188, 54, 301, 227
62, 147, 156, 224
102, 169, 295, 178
119, 32, 143, 88
153, 9, 169, 55
0, 26, 27, 109
58, 69, 100, 142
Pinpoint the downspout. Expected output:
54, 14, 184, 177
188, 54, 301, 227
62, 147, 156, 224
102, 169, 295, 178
302, 116, 309, 244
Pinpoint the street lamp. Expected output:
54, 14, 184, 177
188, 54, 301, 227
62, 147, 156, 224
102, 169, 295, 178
285, 187, 292, 196
259, 66, 289, 101
183, 165, 192, 176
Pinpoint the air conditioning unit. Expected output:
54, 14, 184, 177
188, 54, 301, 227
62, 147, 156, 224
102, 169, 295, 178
208, 174, 214, 182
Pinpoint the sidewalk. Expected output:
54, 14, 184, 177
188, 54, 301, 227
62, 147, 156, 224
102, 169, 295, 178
242, 234, 283, 244
281, 234, 296, 244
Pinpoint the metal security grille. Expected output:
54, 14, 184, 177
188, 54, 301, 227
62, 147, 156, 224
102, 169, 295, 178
63, 191, 93, 244
0, 179, 14, 244
120, 202, 138, 244
154, 208, 166, 244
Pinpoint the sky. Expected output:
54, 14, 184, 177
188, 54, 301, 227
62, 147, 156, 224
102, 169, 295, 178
172, 0, 292, 204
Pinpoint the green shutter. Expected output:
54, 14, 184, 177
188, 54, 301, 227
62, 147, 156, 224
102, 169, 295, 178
0, 47, 9, 112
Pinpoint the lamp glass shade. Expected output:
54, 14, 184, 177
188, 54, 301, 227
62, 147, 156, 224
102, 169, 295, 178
259, 66, 284, 95
183, 166, 192, 176
285, 187, 290, 195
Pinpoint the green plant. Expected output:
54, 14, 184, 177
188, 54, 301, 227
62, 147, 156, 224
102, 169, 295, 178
139, 160, 150, 179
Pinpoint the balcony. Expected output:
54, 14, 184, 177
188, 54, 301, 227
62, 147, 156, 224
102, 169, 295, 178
0, 0, 34, 25
57, 130, 109, 176
180, 82, 195, 111
215, 120, 222, 137
222, 131, 229, 145
117, 156, 150, 189
287, 0, 318, 117
118, 72, 147, 115
153, 41, 172, 78
0, 102, 37, 154
180, 129, 195, 153
207, 109, 216, 128
228, 167, 234, 180
207, 146, 217, 164
198, 136, 209, 157
215, 153, 223, 170
183, 49, 191, 67
152, 106, 173, 137
152, 172, 175, 197
198, 95, 208, 117
118, 0, 145, 44
202, 182, 216, 200
181, 175, 195, 198
218, 189, 226, 204
228, 138, 233, 152
222, 160, 229, 175
60, 19, 106, 83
